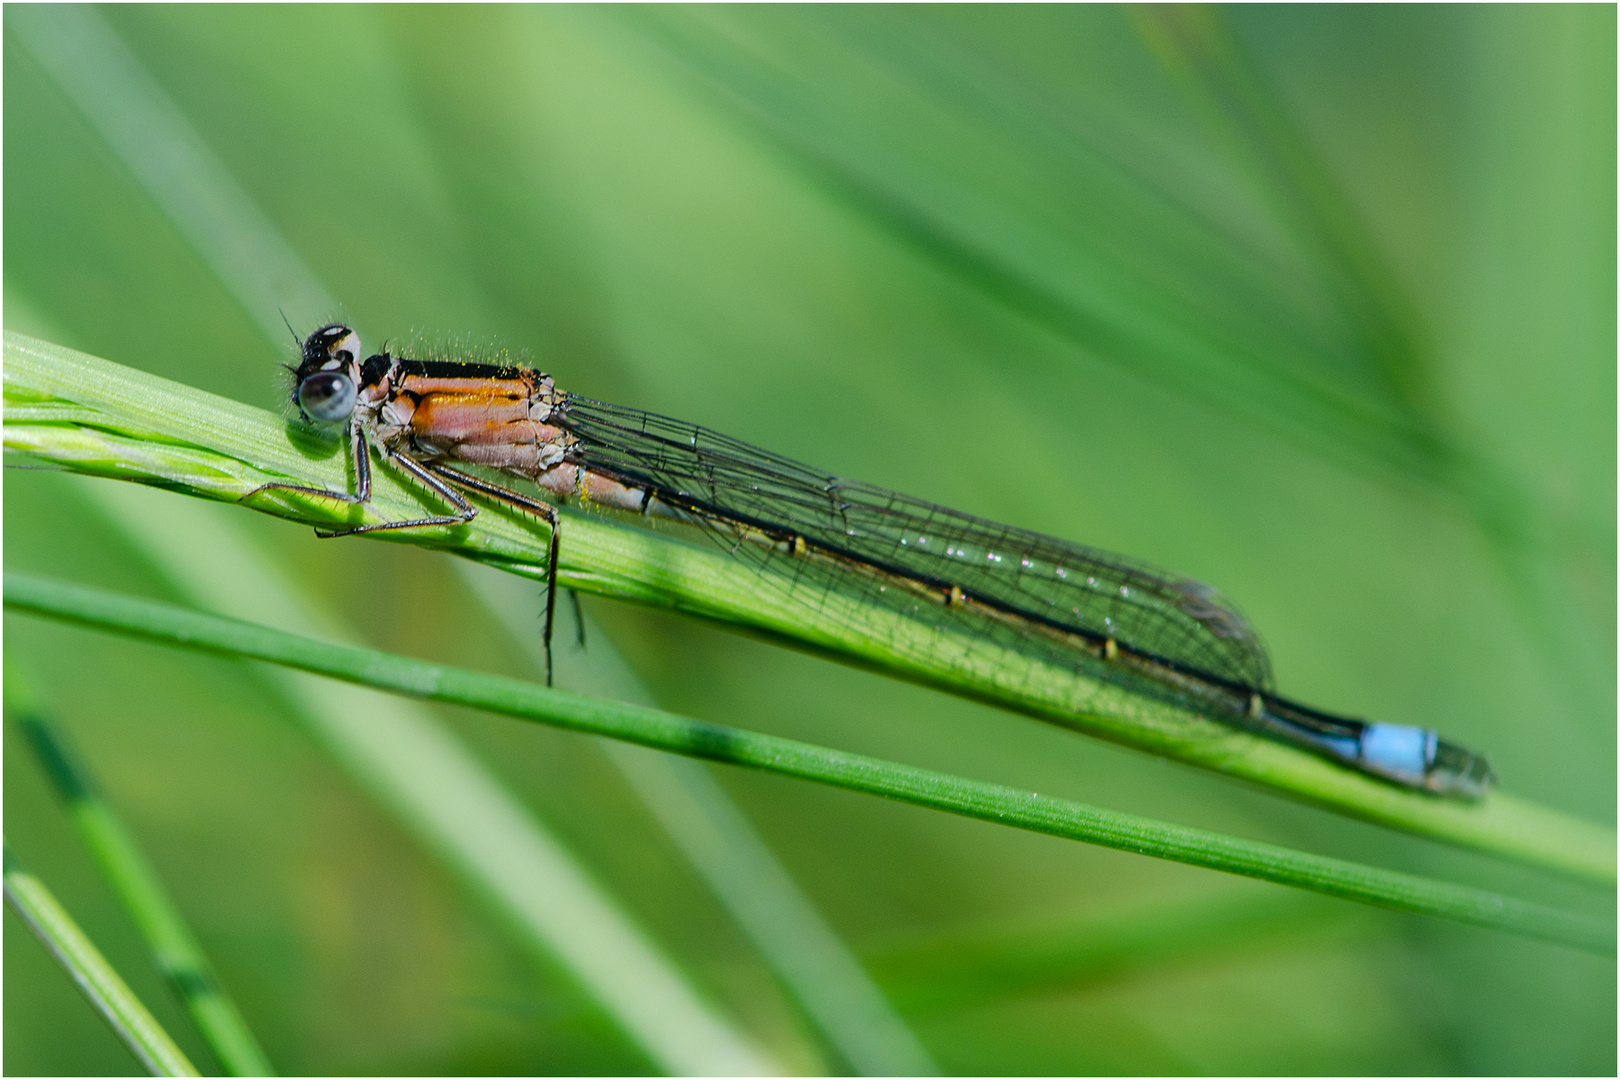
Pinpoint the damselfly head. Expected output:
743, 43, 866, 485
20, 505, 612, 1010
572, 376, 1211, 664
293, 323, 362, 423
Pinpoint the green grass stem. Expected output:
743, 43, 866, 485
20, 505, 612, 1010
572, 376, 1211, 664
459, 561, 937, 1076
4, 332, 1614, 885
77, 480, 778, 1078
5, 570, 1613, 956
5, 660, 273, 1076
4, 840, 200, 1077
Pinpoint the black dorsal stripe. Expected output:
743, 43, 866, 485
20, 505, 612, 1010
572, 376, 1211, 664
397, 357, 533, 381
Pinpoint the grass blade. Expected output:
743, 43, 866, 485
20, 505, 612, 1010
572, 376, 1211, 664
4, 840, 200, 1077
5, 3, 335, 340
5, 659, 274, 1076
461, 561, 938, 1076
6, 570, 1612, 956
865, 890, 1365, 1014
5, 15, 784, 1066
5, 331, 1613, 885
81, 478, 778, 1078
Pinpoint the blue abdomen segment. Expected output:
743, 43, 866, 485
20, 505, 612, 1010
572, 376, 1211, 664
1257, 695, 1494, 799
1358, 723, 1439, 786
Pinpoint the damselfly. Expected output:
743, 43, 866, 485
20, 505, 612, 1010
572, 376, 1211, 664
250, 324, 1495, 799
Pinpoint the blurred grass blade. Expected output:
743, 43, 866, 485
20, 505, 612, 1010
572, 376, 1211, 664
596, 742, 935, 1077
1131, 2, 1613, 743
616, 7, 1612, 734
6, 571, 1613, 956
461, 561, 938, 1077
1133, 6, 1434, 413
5, 658, 274, 1077
6, 12, 803, 1065
81, 479, 777, 1078
619, 7, 1587, 557
6, 331, 1613, 885
4, 841, 200, 1077
616, 6, 1440, 477
5, 4, 336, 338
866, 890, 1367, 1014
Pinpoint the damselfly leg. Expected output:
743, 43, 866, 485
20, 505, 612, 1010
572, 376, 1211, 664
568, 590, 587, 649
242, 423, 476, 537
243, 428, 565, 684
425, 462, 563, 684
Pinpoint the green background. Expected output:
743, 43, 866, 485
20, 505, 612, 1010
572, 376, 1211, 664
5, 5, 1614, 1074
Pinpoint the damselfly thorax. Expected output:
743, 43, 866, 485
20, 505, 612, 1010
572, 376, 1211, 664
307, 332, 671, 520
248, 323, 1496, 799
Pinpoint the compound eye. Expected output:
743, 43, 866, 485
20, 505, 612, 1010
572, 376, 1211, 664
298, 370, 357, 422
